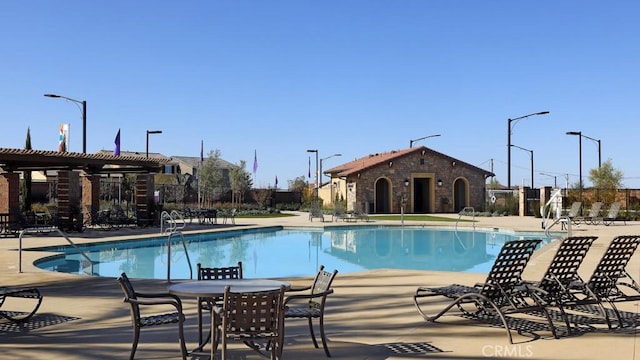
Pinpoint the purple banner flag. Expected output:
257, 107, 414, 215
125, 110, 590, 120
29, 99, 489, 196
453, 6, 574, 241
253, 149, 258, 174
200, 140, 204, 162
308, 156, 311, 178
114, 129, 121, 156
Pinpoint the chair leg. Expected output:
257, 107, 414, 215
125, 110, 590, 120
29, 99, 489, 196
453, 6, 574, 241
178, 316, 187, 360
130, 326, 140, 360
307, 317, 319, 349
319, 315, 332, 357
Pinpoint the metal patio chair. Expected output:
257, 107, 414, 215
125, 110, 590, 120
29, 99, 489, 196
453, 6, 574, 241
196, 262, 243, 347
283, 265, 338, 357
214, 285, 287, 360
117, 273, 187, 360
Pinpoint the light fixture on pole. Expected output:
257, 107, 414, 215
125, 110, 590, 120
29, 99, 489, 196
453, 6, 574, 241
539, 172, 557, 187
409, 134, 441, 148
146, 130, 162, 158
566, 131, 583, 209
567, 131, 601, 168
510, 144, 534, 188
320, 153, 341, 186
44, 93, 87, 153
507, 111, 549, 188
307, 149, 319, 200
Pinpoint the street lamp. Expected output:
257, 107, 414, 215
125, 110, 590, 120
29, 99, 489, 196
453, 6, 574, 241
307, 149, 319, 200
409, 134, 441, 148
566, 131, 601, 168
320, 153, 341, 204
510, 144, 534, 188
146, 130, 162, 158
507, 111, 549, 188
44, 93, 87, 153
539, 172, 557, 187
566, 131, 583, 207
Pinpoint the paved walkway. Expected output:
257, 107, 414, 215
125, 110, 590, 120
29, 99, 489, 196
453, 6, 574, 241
2, 212, 640, 359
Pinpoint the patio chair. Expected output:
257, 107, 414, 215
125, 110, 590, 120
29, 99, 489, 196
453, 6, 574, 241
602, 202, 625, 226
523, 236, 598, 333
309, 202, 324, 222
213, 285, 287, 360
560, 201, 582, 229
413, 239, 556, 344
283, 265, 338, 357
117, 273, 187, 360
197, 262, 243, 347
331, 203, 347, 222
566, 235, 640, 329
0, 286, 43, 323
574, 202, 603, 225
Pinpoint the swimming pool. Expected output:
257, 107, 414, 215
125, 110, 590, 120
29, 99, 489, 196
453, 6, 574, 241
34, 226, 557, 279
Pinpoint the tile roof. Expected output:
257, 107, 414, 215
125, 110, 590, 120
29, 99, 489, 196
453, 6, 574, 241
325, 146, 494, 177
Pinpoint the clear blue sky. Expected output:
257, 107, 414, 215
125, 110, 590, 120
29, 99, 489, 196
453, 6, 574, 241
2, 1, 639, 188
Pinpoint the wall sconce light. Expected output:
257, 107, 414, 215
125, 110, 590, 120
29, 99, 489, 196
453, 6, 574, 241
357, 173, 361, 178
421, 150, 426, 156
404, 179, 410, 187
437, 179, 443, 187
451, 161, 456, 167
389, 161, 393, 167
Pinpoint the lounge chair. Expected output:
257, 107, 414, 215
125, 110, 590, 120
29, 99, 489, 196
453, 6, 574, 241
214, 285, 287, 360
117, 273, 187, 360
0, 286, 43, 323
309, 202, 324, 222
331, 203, 347, 222
413, 239, 555, 344
602, 202, 625, 226
566, 235, 640, 329
574, 202, 603, 225
560, 201, 582, 229
283, 265, 338, 357
523, 236, 598, 333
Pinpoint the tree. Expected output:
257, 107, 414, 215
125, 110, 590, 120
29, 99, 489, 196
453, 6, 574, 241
288, 176, 308, 192
588, 159, 623, 203
229, 160, 252, 206
199, 149, 225, 206
22, 127, 32, 212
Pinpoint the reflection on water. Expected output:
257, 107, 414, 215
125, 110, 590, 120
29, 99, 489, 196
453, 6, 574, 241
34, 226, 556, 279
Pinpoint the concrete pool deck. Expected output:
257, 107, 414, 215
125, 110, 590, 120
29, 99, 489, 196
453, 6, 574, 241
2, 212, 640, 359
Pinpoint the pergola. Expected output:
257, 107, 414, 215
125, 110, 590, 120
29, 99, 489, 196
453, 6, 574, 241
0, 148, 167, 230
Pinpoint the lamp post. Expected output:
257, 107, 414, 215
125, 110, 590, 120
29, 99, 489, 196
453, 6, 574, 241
539, 172, 557, 187
567, 131, 601, 168
307, 149, 319, 201
507, 111, 549, 188
566, 131, 584, 207
146, 130, 162, 158
510, 144, 534, 188
409, 134, 441, 148
320, 153, 341, 201
44, 93, 87, 153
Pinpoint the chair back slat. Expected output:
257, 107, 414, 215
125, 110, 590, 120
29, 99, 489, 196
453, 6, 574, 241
308, 265, 338, 310
480, 239, 541, 300
117, 273, 142, 323
197, 262, 243, 280
538, 236, 598, 294
587, 235, 640, 296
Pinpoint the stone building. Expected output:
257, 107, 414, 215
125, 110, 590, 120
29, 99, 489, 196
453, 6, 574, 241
323, 146, 494, 214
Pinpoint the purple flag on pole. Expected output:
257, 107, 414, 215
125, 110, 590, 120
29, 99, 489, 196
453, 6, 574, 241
114, 129, 121, 156
308, 156, 311, 178
200, 140, 204, 162
275, 176, 278, 188
253, 149, 258, 174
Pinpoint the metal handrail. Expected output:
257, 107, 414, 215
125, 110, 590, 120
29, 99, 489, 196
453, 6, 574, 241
162, 210, 192, 282
18, 226, 96, 275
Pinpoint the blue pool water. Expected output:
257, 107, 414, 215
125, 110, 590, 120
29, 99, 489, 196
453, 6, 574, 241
34, 226, 556, 279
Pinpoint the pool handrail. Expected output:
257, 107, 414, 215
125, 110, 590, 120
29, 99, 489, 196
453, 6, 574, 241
18, 226, 96, 275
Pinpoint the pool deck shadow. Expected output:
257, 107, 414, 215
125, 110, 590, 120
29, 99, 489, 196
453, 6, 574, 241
3, 212, 640, 359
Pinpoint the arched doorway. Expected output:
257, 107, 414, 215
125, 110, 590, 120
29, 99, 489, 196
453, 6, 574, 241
453, 178, 468, 212
374, 178, 391, 213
